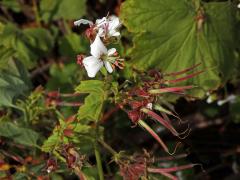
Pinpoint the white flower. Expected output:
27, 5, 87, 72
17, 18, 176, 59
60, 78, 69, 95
82, 35, 116, 77
74, 15, 121, 38
238, 3, 240, 8
97, 15, 121, 37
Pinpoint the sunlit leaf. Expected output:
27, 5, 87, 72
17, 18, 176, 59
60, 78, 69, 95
76, 80, 106, 122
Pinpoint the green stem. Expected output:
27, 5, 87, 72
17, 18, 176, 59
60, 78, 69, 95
94, 122, 104, 180
32, 0, 41, 26
98, 139, 117, 156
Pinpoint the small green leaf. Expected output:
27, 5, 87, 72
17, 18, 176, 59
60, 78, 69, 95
23, 28, 54, 54
0, 61, 29, 107
76, 80, 106, 122
0, 0, 21, 12
41, 129, 62, 152
0, 122, 39, 147
75, 80, 105, 94
0, 47, 16, 68
78, 93, 105, 122
41, 119, 92, 152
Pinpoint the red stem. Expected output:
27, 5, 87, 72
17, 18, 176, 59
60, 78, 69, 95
166, 71, 204, 84
165, 63, 201, 76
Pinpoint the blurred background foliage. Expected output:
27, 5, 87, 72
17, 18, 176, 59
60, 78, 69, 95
0, 0, 240, 180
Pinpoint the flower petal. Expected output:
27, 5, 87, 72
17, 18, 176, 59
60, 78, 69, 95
97, 27, 105, 37
104, 61, 113, 73
107, 48, 116, 56
83, 56, 103, 78
96, 17, 107, 27
74, 19, 93, 26
90, 35, 107, 58
108, 16, 121, 30
109, 31, 120, 37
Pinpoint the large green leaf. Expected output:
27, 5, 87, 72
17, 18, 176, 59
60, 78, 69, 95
40, 0, 86, 22
120, 0, 236, 97
0, 122, 39, 147
75, 80, 106, 122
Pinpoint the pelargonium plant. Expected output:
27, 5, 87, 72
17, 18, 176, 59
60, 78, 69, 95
39, 14, 203, 180
0, 0, 239, 180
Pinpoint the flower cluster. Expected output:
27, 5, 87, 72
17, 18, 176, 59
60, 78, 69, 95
74, 15, 124, 78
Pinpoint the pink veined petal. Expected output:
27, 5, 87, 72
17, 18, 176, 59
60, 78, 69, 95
104, 61, 113, 73
74, 19, 93, 26
107, 48, 116, 56
82, 56, 103, 78
90, 35, 107, 58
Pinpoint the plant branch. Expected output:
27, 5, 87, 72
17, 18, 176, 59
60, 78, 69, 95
32, 0, 41, 26
98, 139, 117, 156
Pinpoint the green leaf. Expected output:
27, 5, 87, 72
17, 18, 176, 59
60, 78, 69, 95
76, 80, 106, 122
41, 118, 92, 152
41, 129, 62, 152
0, 122, 39, 147
0, 47, 16, 68
0, 60, 29, 107
0, 24, 53, 68
58, 32, 89, 58
47, 63, 78, 91
75, 80, 105, 94
23, 28, 54, 54
120, 0, 236, 97
40, 0, 86, 22
0, 0, 21, 12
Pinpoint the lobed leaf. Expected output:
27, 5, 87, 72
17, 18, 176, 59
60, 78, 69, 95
76, 80, 106, 122
120, 0, 237, 97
